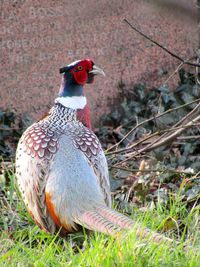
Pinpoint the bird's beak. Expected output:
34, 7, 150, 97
89, 65, 105, 76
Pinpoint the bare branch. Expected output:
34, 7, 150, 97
163, 62, 184, 84
123, 18, 200, 68
132, 114, 200, 156
108, 121, 200, 157
177, 135, 200, 141
110, 165, 193, 175
151, 99, 200, 145
106, 98, 200, 155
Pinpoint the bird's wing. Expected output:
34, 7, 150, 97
68, 122, 111, 207
15, 123, 58, 233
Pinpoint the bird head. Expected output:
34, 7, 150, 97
59, 59, 105, 86
56, 59, 105, 128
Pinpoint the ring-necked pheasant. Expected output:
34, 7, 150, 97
16, 59, 172, 243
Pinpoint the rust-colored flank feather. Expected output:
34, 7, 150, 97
45, 192, 62, 228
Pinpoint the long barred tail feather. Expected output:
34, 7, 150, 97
77, 206, 173, 244
96, 206, 134, 229
79, 209, 120, 235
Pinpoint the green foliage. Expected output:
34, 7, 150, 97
99, 69, 200, 171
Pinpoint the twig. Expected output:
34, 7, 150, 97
108, 122, 200, 157
133, 114, 200, 155
146, 100, 200, 148
112, 116, 200, 166
177, 135, 200, 141
108, 123, 200, 159
163, 62, 184, 84
106, 98, 200, 155
110, 165, 193, 175
147, 101, 200, 150
123, 18, 200, 68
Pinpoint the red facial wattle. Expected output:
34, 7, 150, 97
71, 59, 93, 86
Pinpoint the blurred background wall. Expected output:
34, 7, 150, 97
0, 0, 198, 124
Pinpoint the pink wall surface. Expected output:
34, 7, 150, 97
0, 0, 198, 124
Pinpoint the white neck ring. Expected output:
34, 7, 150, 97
55, 96, 87, 109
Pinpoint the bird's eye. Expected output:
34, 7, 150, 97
77, 65, 83, 71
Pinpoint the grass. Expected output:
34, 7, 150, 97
0, 173, 200, 267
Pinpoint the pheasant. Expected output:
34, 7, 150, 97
15, 59, 172, 243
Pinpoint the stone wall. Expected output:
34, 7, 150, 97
0, 0, 198, 124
